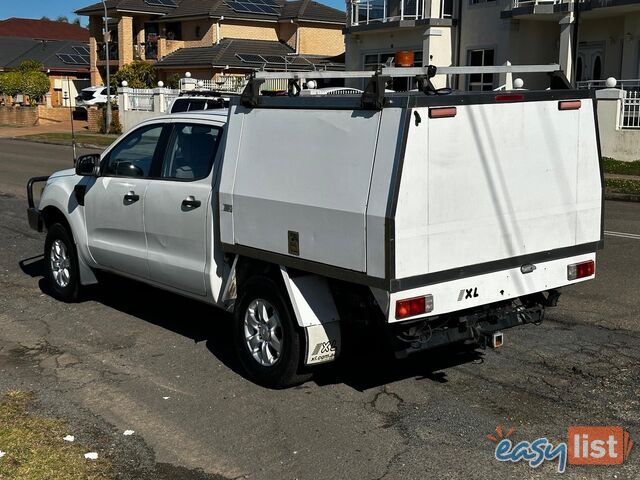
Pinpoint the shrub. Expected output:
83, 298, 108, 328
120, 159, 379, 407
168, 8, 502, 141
113, 61, 157, 89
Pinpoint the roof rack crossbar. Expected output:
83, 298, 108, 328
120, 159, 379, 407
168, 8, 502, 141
251, 64, 562, 80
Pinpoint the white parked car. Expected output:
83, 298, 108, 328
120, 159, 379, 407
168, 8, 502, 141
27, 67, 603, 388
76, 86, 115, 107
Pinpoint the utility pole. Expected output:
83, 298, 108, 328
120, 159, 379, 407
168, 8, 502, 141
102, 0, 112, 133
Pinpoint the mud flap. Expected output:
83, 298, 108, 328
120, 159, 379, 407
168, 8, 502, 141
279, 267, 342, 365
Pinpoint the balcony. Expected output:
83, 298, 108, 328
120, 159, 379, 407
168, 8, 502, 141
348, 0, 453, 28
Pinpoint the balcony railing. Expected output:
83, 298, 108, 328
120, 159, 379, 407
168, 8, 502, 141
349, 0, 452, 27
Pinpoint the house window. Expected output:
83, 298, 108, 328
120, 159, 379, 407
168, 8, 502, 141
165, 22, 182, 41
441, 0, 453, 17
467, 48, 495, 91
470, 0, 495, 4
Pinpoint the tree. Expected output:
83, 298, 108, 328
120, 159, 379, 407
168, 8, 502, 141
56, 16, 69, 23
17, 60, 44, 73
0, 72, 22, 97
112, 61, 157, 89
20, 71, 50, 104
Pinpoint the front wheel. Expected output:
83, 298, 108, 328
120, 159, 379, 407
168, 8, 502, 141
44, 223, 80, 302
233, 276, 311, 389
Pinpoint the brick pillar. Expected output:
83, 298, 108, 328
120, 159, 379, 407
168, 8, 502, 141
89, 16, 104, 85
118, 16, 134, 67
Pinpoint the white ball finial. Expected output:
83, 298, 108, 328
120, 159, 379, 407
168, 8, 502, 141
121, 80, 128, 87
513, 78, 524, 89
306, 80, 317, 90
185, 72, 192, 78
606, 77, 617, 88
157, 81, 164, 88
197, 80, 204, 87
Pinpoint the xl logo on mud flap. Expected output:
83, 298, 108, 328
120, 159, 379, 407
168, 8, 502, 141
311, 341, 337, 357
458, 287, 479, 301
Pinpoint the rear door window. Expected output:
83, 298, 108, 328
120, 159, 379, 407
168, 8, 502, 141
160, 123, 222, 180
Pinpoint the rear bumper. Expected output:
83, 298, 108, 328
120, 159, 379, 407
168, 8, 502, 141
387, 251, 597, 323
26, 176, 49, 232
392, 301, 547, 359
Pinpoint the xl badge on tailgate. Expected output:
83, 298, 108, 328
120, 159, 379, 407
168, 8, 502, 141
458, 287, 479, 301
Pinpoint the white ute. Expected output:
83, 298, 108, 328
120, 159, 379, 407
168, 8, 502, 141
27, 65, 603, 388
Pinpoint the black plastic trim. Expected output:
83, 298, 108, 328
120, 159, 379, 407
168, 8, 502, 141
390, 241, 603, 292
223, 241, 603, 293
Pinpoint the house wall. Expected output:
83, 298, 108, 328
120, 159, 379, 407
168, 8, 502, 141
89, 16, 103, 85
297, 24, 344, 56
578, 16, 625, 79
279, 21, 298, 51
621, 13, 640, 78
180, 19, 216, 47
345, 25, 452, 87
118, 16, 134, 67
219, 21, 279, 41
506, 20, 560, 89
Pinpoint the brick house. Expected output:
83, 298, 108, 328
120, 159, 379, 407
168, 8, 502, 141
75, 0, 346, 85
0, 19, 91, 106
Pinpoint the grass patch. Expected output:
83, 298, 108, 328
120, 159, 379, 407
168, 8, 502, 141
0, 390, 113, 479
603, 158, 640, 177
606, 178, 640, 196
21, 133, 117, 147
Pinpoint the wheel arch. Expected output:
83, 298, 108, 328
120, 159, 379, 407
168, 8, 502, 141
232, 255, 342, 366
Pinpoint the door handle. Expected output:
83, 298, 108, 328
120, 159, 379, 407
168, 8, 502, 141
182, 196, 201, 209
124, 191, 140, 203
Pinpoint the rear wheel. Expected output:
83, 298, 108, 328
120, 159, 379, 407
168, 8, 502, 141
233, 275, 311, 388
44, 223, 80, 302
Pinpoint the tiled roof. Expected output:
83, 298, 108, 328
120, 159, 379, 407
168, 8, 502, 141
0, 37, 90, 73
280, 0, 345, 23
77, 0, 345, 25
76, 0, 175, 16
0, 18, 89, 42
155, 38, 343, 70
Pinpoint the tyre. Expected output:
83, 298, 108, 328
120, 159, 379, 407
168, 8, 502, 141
44, 223, 80, 302
233, 275, 311, 388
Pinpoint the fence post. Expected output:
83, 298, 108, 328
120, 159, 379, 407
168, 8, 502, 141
155, 88, 165, 113
119, 87, 131, 112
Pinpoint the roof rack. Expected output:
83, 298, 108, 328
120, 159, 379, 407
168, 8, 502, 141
240, 64, 570, 110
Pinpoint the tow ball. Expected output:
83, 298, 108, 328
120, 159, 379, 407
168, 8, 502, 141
489, 332, 504, 349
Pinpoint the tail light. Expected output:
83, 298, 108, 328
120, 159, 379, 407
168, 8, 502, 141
429, 107, 457, 119
395, 295, 434, 320
567, 260, 595, 280
559, 100, 582, 111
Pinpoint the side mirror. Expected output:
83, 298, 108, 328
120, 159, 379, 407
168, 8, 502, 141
75, 154, 100, 177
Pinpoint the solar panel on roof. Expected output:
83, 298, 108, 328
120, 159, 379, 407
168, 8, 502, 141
261, 55, 287, 64
236, 54, 266, 63
56, 53, 89, 66
224, 0, 281, 16
145, 0, 177, 6
73, 46, 90, 55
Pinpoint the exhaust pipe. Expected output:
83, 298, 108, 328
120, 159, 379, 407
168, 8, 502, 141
489, 332, 504, 349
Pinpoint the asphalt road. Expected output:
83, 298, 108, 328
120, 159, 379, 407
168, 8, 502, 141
0, 138, 639, 479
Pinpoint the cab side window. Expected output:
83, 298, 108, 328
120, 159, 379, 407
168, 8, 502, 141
160, 124, 222, 180
103, 124, 164, 177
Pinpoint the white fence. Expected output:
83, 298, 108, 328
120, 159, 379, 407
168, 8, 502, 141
126, 88, 156, 111
622, 91, 640, 129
